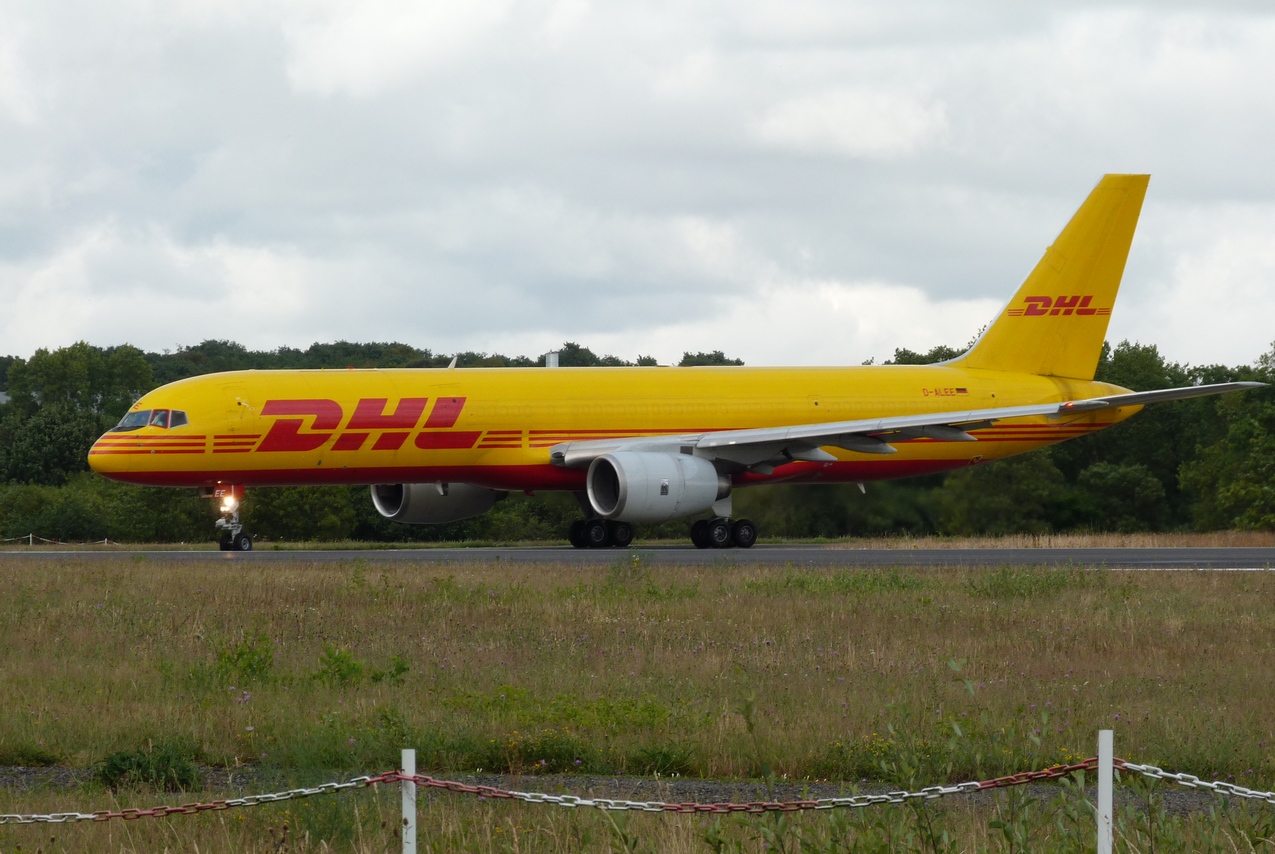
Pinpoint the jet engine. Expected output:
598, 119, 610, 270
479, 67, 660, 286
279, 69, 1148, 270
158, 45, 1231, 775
586, 452, 729, 524
370, 483, 505, 525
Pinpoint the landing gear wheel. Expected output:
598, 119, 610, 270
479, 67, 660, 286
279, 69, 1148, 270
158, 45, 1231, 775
707, 518, 733, 549
583, 519, 611, 548
731, 519, 758, 549
608, 521, 634, 548
232, 532, 253, 551
219, 531, 232, 551
568, 520, 587, 548
690, 519, 711, 549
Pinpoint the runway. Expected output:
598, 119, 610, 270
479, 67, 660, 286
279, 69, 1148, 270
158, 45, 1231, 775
3, 545, 1273, 568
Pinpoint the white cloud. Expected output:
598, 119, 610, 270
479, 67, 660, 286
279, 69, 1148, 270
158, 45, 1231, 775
281, 0, 514, 97
1112, 203, 1275, 367
596, 279, 998, 367
0, 31, 40, 125
1, 1, 1275, 370
754, 90, 947, 158
0, 223, 357, 354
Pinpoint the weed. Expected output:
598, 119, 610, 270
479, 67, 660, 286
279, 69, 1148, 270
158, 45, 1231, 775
628, 743, 694, 776
95, 741, 200, 791
478, 727, 601, 775
215, 629, 274, 683
744, 568, 923, 596
368, 655, 410, 685
313, 643, 363, 686
967, 566, 1087, 599
0, 743, 59, 766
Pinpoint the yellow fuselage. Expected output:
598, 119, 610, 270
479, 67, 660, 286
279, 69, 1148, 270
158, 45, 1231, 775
87, 365, 1136, 491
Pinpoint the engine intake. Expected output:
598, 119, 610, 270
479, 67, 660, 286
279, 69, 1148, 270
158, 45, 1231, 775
370, 483, 505, 525
586, 452, 729, 524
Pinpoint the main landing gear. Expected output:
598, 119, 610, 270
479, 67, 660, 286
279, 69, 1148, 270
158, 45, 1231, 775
690, 517, 757, 549
568, 519, 634, 549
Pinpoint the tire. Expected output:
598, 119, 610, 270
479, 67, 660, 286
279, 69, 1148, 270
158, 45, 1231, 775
584, 519, 611, 548
608, 521, 634, 548
233, 533, 253, 551
568, 520, 587, 548
731, 519, 758, 549
707, 518, 732, 549
218, 532, 232, 551
690, 519, 711, 549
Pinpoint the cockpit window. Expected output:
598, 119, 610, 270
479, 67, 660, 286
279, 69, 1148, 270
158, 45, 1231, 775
110, 409, 191, 431
112, 411, 152, 432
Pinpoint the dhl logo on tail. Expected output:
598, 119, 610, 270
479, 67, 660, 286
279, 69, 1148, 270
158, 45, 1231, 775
1006, 295, 1111, 317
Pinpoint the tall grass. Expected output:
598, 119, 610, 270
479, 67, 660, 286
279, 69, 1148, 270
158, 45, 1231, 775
1, 556, 1274, 850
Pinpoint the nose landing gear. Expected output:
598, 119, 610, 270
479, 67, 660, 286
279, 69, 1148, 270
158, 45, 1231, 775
202, 485, 253, 551
691, 517, 756, 549
215, 506, 253, 551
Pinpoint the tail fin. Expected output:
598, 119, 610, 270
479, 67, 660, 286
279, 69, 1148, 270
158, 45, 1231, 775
953, 174, 1149, 380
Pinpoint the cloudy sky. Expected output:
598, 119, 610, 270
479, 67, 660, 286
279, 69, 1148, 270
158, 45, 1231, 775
2, 1, 1273, 367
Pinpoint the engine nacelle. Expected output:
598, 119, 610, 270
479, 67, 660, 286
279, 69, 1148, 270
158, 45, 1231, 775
370, 483, 505, 525
586, 452, 729, 524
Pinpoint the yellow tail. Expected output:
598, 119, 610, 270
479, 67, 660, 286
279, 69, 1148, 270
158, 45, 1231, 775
953, 174, 1149, 380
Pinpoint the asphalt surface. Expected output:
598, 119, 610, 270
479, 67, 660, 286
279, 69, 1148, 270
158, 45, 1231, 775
3, 545, 1273, 568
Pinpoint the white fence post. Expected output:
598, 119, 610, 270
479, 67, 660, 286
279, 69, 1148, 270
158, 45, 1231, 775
1097, 729, 1113, 854
402, 748, 416, 854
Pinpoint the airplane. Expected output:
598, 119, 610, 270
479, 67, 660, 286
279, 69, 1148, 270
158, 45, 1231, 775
87, 174, 1263, 551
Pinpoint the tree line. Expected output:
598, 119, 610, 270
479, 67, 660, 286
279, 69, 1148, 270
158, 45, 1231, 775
0, 338, 1271, 543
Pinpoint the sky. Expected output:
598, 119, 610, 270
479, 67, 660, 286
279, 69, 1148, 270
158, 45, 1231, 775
2, 1, 1274, 368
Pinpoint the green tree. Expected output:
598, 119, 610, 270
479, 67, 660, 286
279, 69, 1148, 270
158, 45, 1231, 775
937, 451, 1071, 535
884, 344, 963, 365
1074, 462, 1168, 532
1180, 345, 1275, 530
1049, 341, 1235, 528
733, 480, 941, 538
0, 355, 15, 391
5, 342, 151, 418
678, 350, 744, 367
0, 405, 105, 486
242, 486, 357, 542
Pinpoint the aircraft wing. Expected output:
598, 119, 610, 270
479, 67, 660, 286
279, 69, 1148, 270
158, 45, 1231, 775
549, 381, 1265, 469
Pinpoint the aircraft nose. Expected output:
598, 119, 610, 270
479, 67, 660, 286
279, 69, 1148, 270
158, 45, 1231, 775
87, 432, 132, 479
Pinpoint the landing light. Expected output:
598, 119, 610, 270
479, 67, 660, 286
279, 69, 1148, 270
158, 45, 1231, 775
222, 496, 238, 512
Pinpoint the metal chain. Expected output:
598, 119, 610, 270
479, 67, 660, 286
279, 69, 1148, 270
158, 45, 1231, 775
0, 773, 398, 825
10, 757, 1272, 826
1117, 761, 1275, 805
397, 759, 1098, 815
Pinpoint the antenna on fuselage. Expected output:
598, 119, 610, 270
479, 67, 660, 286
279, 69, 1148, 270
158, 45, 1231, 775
447, 356, 458, 369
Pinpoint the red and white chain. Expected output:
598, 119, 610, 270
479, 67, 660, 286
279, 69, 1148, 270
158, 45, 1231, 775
9, 758, 1274, 825
1117, 760, 1275, 805
0, 773, 398, 824
0, 761, 1100, 824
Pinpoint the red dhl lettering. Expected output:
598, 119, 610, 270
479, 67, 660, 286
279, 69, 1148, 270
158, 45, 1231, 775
256, 397, 473, 452
258, 399, 343, 452
1006, 295, 1110, 317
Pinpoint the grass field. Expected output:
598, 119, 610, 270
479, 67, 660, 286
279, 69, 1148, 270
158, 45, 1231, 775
2, 555, 1274, 851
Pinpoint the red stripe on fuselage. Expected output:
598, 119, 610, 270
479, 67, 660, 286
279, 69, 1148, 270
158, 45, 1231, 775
98, 456, 985, 491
